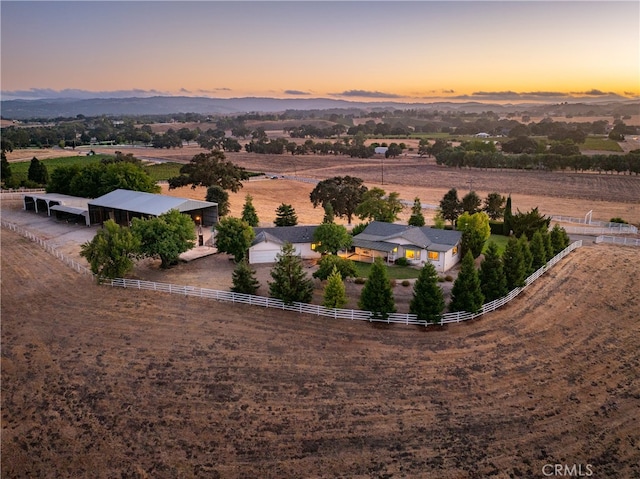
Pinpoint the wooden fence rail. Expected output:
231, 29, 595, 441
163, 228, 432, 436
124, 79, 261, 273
2, 219, 582, 328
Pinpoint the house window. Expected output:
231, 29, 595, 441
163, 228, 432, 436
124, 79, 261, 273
428, 251, 439, 261
311, 242, 319, 251
405, 249, 421, 260
452, 246, 458, 256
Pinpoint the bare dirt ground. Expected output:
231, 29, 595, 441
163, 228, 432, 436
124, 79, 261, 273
2, 226, 639, 478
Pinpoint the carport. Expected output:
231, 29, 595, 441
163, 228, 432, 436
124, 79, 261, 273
22, 193, 91, 226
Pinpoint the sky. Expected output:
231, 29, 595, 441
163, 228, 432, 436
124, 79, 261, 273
1, 1, 639, 103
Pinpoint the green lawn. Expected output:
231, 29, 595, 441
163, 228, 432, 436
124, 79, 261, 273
484, 234, 510, 255
581, 137, 623, 152
8, 154, 108, 182
143, 162, 183, 181
352, 261, 421, 280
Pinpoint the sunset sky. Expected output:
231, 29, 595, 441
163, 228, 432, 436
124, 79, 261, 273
1, 1, 638, 103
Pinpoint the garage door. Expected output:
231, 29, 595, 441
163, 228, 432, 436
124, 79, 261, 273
249, 248, 278, 264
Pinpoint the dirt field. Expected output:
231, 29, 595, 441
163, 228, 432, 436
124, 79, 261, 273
2, 224, 639, 478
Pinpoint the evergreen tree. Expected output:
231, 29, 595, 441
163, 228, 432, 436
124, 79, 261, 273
543, 229, 554, 260
529, 230, 549, 271
483, 192, 506, 220
274, 203, 298, 227
1, 150, 12, 183
408, 197, 426, 227
503, 237, 526, 290
439, 188, 463, 227
27, 157, 49, 184
550, 224, 571, 255
479, 242, 508, 302
461, 191, 482, 214
323, 266, 347, 309
322, 202, 335, 224
409, 262, 445, 323
358, 257, 396, 320
269, 242, 314, 304
241, 194, 259, 227
503, 195, 513, 236
205, 185, 230, 216
449, 251, 484, 314
519, 234, 534, 276
231, 259, 260, 295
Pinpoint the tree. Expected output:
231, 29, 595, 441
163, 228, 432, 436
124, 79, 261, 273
168, 150, 248, 192
457, 212, 491, 258
241, 194, 259, 227
310, 176, 368, 225
483, 192, 506, 220
479, 242, 508, 302
28, 157, 49, 185
205, 185, 230, 217
313, 255, 357, 281
529, 230, 549, 272
358, 257, 396, 320
1, 148, 12, 183
323, 266, 348, 309
313, 223, 353, 255
269, 242, 314, 304
231, 259, 260, 295
511, 207, 551, 240
355, 187, 403, 223
519, 235, 534, 276
550, 224, 570, 255
409, 262, 445, 323
408, 197, 426, 227
439, 188, 463, 227
461, 191, 482, 215
274, 203, 298, 227
131, 209, 196, 268
80, 219, 140, 281
322, 202, 335, 224
450, 251, 484, 313
503, 237, 526, 290
215, 217, 255, 262
503, 195, 513, 236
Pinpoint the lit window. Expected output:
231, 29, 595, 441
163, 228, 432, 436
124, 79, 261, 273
452, 246, 458, 255
428, 251, 439, 260
311, 242, 319, 251
405, 249, 421, 260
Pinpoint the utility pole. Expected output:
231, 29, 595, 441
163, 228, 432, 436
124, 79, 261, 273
467, 179, 474, 192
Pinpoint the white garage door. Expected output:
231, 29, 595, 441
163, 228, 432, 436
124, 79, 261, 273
249, 248, 278, 264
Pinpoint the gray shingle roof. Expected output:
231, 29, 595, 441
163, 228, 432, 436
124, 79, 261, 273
88, 189, 216, 216
252, 225, 318, 246
354, 221, 461, 251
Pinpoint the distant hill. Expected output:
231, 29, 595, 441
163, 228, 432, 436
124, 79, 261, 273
1, 95, 637, 120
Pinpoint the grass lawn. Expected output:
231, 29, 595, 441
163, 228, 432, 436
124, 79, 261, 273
484, 234, 510, 255
144, 162, 183, 181
581, 137, 623, 152
352, 261, 421, 280
8, 155, 108, 182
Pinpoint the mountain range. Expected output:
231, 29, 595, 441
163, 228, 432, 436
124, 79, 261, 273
1, 96, 638, 120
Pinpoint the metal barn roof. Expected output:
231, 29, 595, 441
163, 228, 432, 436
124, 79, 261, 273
88, 189, 216, 216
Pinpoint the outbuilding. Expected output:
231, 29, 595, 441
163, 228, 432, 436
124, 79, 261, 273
249, 225, 320, 264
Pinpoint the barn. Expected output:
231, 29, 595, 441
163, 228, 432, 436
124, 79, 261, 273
87, 189, 218, 226
22, 192, 91, 226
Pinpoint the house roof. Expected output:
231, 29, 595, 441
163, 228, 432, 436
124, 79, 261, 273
251, 225, 318, 247
353, 221, 461, 252
88, 189, 217, 216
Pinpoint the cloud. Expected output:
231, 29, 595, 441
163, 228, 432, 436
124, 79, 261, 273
179, 88, 192, 94
284, 89, 311, 96
331, 89, 404, 99
1, 88, 172, 100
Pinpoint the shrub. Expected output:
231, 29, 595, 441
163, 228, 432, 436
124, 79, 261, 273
445, 275, 454, 282
609, 217, 628, 224
489, 220, 505, 235
354, 277, 366, 284
389, 279, 397, 288
394, 257, 409, 266
438, 276, 445, 283
401, 280, 411, 287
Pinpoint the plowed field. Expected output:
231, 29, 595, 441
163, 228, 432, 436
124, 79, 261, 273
2, 228, 639, 478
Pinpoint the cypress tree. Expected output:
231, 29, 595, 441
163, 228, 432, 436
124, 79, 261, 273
274, 203, 298, 227
231, 259, 260, 295
241, 194, 259, 227
450, 251, 484, 314
359, 257, 396, 320
323, 266, 347, 309
550, 224, 571, 255
28, 157, 49, 185
530, 230, 548, 271
268, 242, 313, 304
503, 237, 526, 290
409, 262, 445, 323
519, 234, 534, 276
543, 229, 554, 259
408, 197, 426, 227
479, 241, 508, 302
503, 195, 513, 236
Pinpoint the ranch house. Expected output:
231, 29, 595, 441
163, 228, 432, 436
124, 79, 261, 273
249, 225, 321, 264
351, 221, 462, 272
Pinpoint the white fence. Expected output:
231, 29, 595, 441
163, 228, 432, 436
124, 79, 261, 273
595, 235, 640, 247
1, 218, 582, 327
552, 215, 637, 234
0, 188, 47, 200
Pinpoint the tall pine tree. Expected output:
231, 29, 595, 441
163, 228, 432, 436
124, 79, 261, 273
529, 230, 549, 272
550, 224, 570, 255
409, 262, 445, 323
408, 197, 426, 227
450, 251, 484, 314
231, 259, 260, 295
268, 242, 313, 304
503, 195, 513, 236
274, 203, 298, 227
479, 242, 508, 302
503, 237, 526, 290
323, 266, 347, 309
359, 257, 396, 320
241, 194, 259, 227
518, 234, 534, 276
